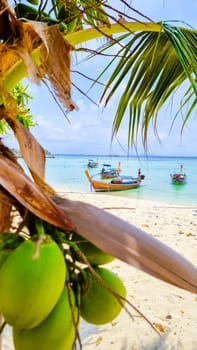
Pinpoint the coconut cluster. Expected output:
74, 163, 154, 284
0, 229, 126, 350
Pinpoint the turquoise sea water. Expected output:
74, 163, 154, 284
37, 155, 197, 207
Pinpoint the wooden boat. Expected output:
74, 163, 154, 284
84, 170, 141, 192
171, 173, 187, 184
87, 159, 99, 168
100, 162, 121, 179
101, 170, 119, 179
170, 165, 187, 184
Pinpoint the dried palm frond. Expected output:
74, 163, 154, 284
7, 116, 56, 194
0, 1, 41, 85
13, 20, 41, 84
0, 155, 75, 231
53, 195, 197, 295
0, 92, 54, 194
0, 44, 20, 79
0, 141, 21, 232
0, 189, 12, 232
0, 2, 78, 112
29, 21, 78, 111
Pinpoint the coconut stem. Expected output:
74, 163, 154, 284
32, 234, 46, 259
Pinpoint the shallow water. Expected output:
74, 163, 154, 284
19, 154, 197, 206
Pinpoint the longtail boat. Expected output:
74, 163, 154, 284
84, 170, 141, 192
171, 173, 187, 184
87, 158, 99, 168
100, 161, 122, 179
170, 165, 187, 184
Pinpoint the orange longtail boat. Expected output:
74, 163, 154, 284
84, 170, 141, 192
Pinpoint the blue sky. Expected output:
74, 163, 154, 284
6, 0, 197, 156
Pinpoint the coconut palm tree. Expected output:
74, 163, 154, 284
0, 1, 197, 348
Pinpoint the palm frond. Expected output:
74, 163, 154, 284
171, 83, 197, 133
162, 23, 197, 94
97, 22, 197, 148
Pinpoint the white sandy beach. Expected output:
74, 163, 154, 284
2, 191, 197, 350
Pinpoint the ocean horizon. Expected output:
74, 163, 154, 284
52, 153, 197, 159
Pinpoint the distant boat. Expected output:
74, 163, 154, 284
84, 170, 142, 192
45, 150, 55, 158
170, 165, 187, 184
100, 161, 121, 179
46, 154, 55, 158
87, 159, 99, 168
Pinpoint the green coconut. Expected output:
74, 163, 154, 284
79, 266, 126, 325
0, 237, 66, 329
72, 234, 114, 266
13, 287, 78, 350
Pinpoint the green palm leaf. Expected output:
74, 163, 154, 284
96, 22, 197, 147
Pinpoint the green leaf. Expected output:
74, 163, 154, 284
94, 22, 197, 147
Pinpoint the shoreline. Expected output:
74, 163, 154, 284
55, 187, 197, 209
2, 189, 197, 350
